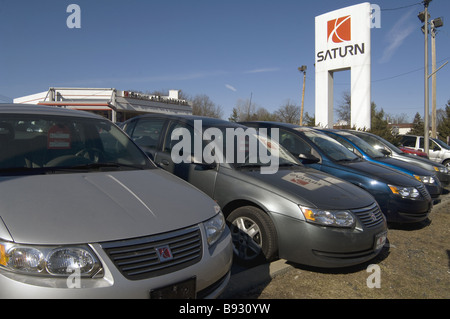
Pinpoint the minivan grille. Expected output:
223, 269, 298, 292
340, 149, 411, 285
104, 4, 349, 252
351, 203, 384, 228
101, 226, 202, 280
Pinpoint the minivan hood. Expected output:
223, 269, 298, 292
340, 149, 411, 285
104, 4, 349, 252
0, 170, 216, 245
237, 166, 375, 210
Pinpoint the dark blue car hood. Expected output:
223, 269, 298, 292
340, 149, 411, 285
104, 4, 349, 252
330, 160, 422, 187
375, 157, 433, 176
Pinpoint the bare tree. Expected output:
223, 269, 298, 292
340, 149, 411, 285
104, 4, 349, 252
336, 91, 351, 125
191, 94, 224, 119
275, 99, 300, 124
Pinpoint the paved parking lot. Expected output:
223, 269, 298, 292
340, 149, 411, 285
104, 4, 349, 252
222, 187, 450, 299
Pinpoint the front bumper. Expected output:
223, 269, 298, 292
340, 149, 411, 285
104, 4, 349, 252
271, 210, 387, 268
0, 228, 233, 299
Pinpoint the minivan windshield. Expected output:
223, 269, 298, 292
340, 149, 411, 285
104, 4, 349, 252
0, 115, 154, 175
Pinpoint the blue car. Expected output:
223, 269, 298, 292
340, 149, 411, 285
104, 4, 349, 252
241, 122, 433, 224
319, 129, 442, 202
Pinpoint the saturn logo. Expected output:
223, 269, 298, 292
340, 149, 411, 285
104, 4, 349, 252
156, 245, 173, 262
327, 15, 351, 43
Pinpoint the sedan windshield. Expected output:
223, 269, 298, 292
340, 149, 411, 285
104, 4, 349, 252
300, 130, 359, 162
342, 133, 386, 158
0, 115, 154, 175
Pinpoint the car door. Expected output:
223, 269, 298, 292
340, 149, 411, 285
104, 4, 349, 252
429, 139, 443, 163
418, 137, 441, 163
154, 120, 218, 198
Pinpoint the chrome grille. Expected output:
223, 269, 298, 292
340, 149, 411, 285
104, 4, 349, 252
351, 203, 384, 228
101, 226, 202, 280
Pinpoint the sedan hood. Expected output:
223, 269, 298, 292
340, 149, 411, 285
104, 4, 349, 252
237, 166, 375, 210
377, 157, 433, 176
338, 160, 422, 186
0, 170, 216, 245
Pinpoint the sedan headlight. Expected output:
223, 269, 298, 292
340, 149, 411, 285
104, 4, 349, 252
414, 174, 435, 185
434, 166, 448, 174
0, 242, 103, 278
204, 206, 226, 246
299, 206, 355, 228
388, 184, 420, 199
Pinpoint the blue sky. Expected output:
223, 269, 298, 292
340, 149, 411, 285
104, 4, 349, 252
1, 0, 449, 123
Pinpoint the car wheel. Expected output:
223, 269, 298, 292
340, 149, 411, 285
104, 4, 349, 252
443, 159, 450, 169
226, 206, 278, 266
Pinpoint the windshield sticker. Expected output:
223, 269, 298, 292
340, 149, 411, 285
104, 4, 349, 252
48, 125, 71, 149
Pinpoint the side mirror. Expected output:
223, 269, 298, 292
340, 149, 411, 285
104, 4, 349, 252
380, 149, 391, 156
199, 161, 217, 170
298, 153, 320, 164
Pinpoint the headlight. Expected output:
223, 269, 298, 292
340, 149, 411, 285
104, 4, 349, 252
434, 166, 448, 174
388, 184, 420, 199
0, 242, 103, 278
414, 174, 435, 185
204, 206, 226, 246
299, 206, 355, 228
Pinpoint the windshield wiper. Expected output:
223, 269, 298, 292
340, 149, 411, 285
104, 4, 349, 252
336, 157, 360, 162
69, 162, 145, 170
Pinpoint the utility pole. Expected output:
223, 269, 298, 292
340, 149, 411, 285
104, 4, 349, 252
431, 20, 437, 139
298, 66, 307, 126
418, 0, 431, 154
430, 17, 445, 138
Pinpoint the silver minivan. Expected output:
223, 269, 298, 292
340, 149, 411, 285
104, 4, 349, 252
0, 104, 232, 298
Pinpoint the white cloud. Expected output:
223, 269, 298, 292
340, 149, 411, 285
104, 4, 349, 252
380, 8, 416, 63
244, 67, 280, 74
225, 84, 237, 92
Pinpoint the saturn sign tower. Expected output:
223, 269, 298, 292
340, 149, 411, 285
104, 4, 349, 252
315, 2, 377, 129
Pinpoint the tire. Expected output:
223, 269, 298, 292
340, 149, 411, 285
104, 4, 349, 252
226, 206, 278, 266
443, 159, 450, 169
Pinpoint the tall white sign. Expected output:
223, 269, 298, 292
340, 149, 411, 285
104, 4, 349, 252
315, 2, 372, 129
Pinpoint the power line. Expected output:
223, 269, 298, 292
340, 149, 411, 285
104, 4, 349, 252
380, 2, 422, 11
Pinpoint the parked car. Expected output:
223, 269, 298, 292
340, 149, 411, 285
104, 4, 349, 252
241, 122, 433, 224
399, 146, 428, 158
347, 130, 449, 187
0, 104, 232, 299
319, 129, 442, 202
122, 114, 388, 268
400, 134, 450, 168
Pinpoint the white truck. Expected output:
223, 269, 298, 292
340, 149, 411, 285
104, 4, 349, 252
401, 134, 450, 168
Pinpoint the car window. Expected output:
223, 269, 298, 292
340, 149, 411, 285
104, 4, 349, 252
164, 121, 195, 153
401, 136, 417, 147
0, 115, 153, 175
131, 118, 165, 149
433, 138, 449, 150
280, 130, 312, 157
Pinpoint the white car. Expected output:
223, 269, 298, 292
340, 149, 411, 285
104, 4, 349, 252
0, 104, 232, 299
401, 134, 450, 168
